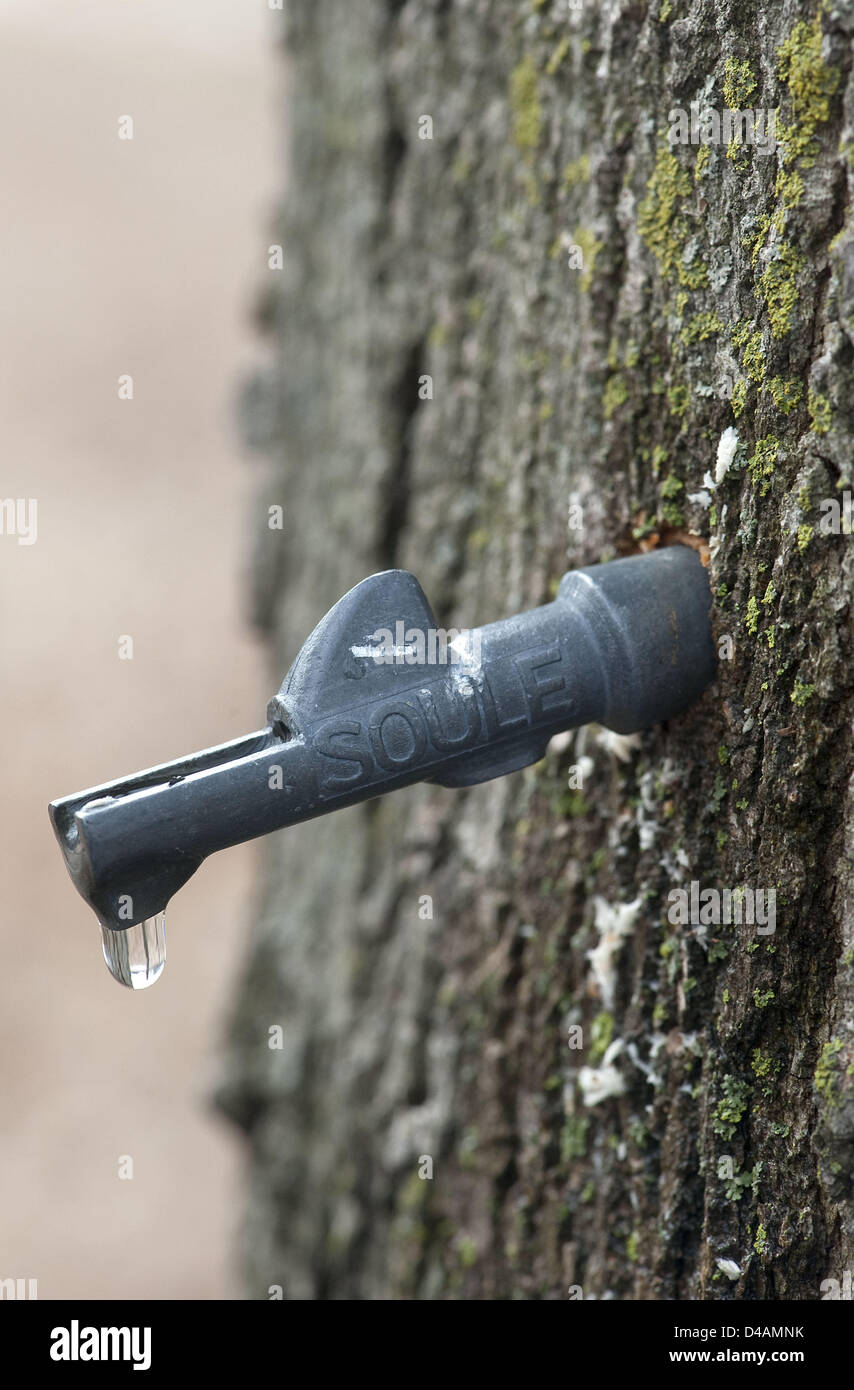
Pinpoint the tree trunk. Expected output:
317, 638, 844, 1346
216, 0, 854, 1300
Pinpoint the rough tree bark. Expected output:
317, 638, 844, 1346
216, 0, 854, 1300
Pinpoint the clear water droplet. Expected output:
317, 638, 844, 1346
100, 912, 166, 989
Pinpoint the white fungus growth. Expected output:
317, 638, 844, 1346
716, 1258, 742, 1281
578, 1064, 625, 1106
587, 896, 641, 1008
715, 427, 739, 485
546, 730, 573, 755
579, 1039, 626, 1106
626, 1038, 664, 1090
596, 729, 642, 763
576, 754, 595, 782
687, 489, 713, 509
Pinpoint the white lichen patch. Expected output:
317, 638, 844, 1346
587, 896, 641, 1008
716, 1258, 742, 1281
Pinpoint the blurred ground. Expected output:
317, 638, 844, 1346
0, 2, 278, 1297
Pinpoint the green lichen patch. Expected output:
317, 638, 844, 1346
667, 382, 690, 417
723, 1162, 763, 1202
572, 226, 602, 292
808, 389, 831, 435
590, 1010, 614, 1064
746, 436, 779, 495
745, 596, 760, 635
713, 1075, 751, 1141
731, 378, 748, 417
681, 311, 724, 345
563, 154, 591, 189
815, 1038, 844, 1105
638, 143, 705, 288
776, 16, 840, 207
561, 1114, 589, 1162
741, 330, 765, 384
510, 56, 542, 153
756, 242, 804, 338
603, 372, 629, 419
723, 57, 758, 111
545, 37, 570, 77
767, 377, 803, 414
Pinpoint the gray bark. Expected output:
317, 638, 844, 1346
216, 0, 854, 1300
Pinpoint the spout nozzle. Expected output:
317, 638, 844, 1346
48, 727, 276, 930
49, 554, 716, 939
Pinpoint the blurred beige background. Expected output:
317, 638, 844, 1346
0, 2, 279, 1297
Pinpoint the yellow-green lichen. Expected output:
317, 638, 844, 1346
603, 373, 629, 418
767, 376, 803, 414
751, 1049, 774, 1078
776, 16, 840, 208
745, 596, 760, 635
572, 226, 603, 291
510, 55, 542, 153
746, 436, 779, 494
742, 330, 765, 383
731, 378, 748, 417
694, 144, 710, 181
756, 242, 804, 338
563, 154, 591, 189
815, 1038, 844, 1105
638, 143, 702, 287
457, 1235, 478, 1268
723, 57, 758, 111
791, 679, 815, 706
726, 136, 751, 171
754, 1223, 769, 1256
660, 474, 684, 525
808, 389, 831, 434
681, 311, 724, 345
546, 37, 570, 77
667, 382, 690, 417
561, 1114, 589, 1162
590, 1010, 615, 1063
712, 1075, 751, 1140
797, 523, 813, 553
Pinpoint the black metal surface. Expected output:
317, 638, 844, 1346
49, 546, 716, 931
